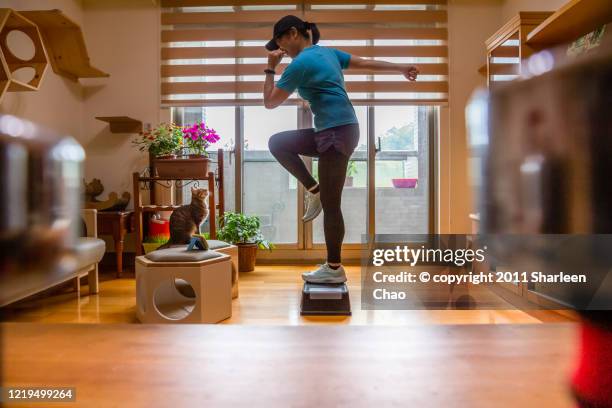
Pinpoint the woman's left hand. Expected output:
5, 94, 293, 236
267, 50, 286, 69
402, 65, 419, 81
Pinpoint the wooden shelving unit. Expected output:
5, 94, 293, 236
484, 12, 553, 88
96, 116, 142, 133
526, 0, 612, 48
21, 9, 109, 82
482, 0, 612, 81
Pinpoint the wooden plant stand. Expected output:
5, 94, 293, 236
133, 149, 225, 256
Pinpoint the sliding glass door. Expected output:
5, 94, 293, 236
374, 106, 432, 235
172, 105, 436, 250
242, 106, 299, 244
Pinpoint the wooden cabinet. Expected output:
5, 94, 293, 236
484, 12, 553, 88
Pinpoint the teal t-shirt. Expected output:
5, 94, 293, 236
275, 45, 358, 132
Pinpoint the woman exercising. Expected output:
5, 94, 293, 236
264, 15, 419, 283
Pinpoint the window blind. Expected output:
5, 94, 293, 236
160, 0, 448, 107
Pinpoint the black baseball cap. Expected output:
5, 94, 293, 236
265, 15, 315, 51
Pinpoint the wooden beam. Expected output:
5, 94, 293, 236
161, 62, 449, 77
161, 80, 448, 95
162, 10, 446, 25
162, 27, 447, 42
161, 0, 447, 6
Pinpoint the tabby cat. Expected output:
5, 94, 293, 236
159, 187, 210, 250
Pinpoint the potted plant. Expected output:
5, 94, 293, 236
133, 122, 182, 160
172, 121, 221, 177
391, 178, 418, 188
217, 212, 274, 272
345, 160, 357, 187
142, 234, 169, 254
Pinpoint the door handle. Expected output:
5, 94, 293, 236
375, 136, 382, 154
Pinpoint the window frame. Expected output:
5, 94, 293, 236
172, 104, 437, 253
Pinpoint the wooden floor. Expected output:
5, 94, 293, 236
1, 322, 579, 407
1, 264, 575, 325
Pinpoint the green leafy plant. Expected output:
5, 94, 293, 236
133, 123, 183, 158
217, 212, 274, 251
347, 160, 358, 177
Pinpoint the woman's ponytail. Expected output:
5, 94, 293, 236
310, 22, 320, 45
301, 20, 320, 45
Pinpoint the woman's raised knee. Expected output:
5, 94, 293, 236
268, 131, 287, 154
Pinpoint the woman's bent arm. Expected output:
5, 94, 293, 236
264, 50, 291, 109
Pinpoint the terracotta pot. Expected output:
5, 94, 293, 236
154, 156, 209, 178
237, 242, 258, 272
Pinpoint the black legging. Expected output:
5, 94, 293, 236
268, 123, 360, 263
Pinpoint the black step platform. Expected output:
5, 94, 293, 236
300, 282, 351, 316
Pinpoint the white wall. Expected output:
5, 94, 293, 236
81, 0, 165, 199
501, 0, 567, 22
440, 0, 504, 233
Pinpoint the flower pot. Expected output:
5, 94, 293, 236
237, 242, 258, 272
344, 176, 354, 187
156, 154, 177, 160
392, 178, 418, 188
154, 156, 210, 178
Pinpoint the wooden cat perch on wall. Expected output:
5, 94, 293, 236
21, 9, 109, 82
0, 8, 108, 102
0, 8, 49, 102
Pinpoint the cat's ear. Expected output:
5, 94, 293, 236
191, 186, 196, 194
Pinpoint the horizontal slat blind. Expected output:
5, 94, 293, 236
161, 1, 448, 107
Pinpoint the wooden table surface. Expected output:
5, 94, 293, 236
1, 323, 578, 407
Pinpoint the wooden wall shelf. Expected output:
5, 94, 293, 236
20, 9, 109, 82
526, 0, 612, 48
96, 116, 142, 133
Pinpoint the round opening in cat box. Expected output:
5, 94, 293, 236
153, 278, 196, 321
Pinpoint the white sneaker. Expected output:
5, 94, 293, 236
302, 190, 322, 222
302, 263, 347, 283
